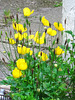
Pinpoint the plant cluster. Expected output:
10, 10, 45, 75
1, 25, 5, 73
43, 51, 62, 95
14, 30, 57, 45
0, 7, 75, 100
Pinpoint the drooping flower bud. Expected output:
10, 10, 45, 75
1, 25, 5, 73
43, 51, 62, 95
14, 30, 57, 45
2, 58, 5, 63
64, 39, 67, 45
29, 29, 31, 35
38, 65, 39, 69
57, 37, 59, 44
64, 19, 66, 24
66, 43, 68, 49
49, 23, 51, 27
31, 68, 34, 74
16, 13, 18, 23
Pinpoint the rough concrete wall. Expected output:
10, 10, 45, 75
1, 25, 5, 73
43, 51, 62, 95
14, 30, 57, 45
62, 0, 75, 42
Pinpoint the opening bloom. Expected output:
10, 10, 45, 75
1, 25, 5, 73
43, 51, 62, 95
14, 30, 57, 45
23, 7, 34, 17
41, 16, 49, 26
29, 50, 33, 55
17, 45, 32, 55
13, 23, 27, 33
12, 68, 22, 78
58, 68, 62, 71
54, 22, 64, 31
17, 45, 27, 55
34, 31, 45, 44
55, 46, 64, 55
38, 51, 48, 61
47, 28, 57, 36
28, 35, 34, 39
9, 38, 16, 44
14, 32, 23, 41
16, 59, 28, 70
23, 33, 28, 39
54, 64, 58, 67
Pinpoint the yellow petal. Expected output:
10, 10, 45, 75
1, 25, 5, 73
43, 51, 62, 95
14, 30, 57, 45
16, 59, 27, 70
23, 33, 28, 39
23, 7, 34, 16
12, 68, 22, 78
28, 35, 34, 39
9, 38, 16, 44
41, 16, 49, 26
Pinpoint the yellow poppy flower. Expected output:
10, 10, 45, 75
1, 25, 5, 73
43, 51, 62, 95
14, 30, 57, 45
26, 48, 30, 53
17, 24, 27, 33
9, 38, 16, 44
41, 16, 49, 26
17, 45, 27, 55
13, 23, 27, 33
47, 28, 57, 36
29, 50, 33, 55
14, 32, 23, 41
23, 33, 28, 39
34, 31, 45, 44
16, 59, 28, 70
38, 51, 48, 61
58, 68, 62, 71
55, 46, 64, 55
28, 35, 34, 39
23, 7, 34, 16
12, 68, 22, 78
54, 22, 64, 31
12, 23, 18, 30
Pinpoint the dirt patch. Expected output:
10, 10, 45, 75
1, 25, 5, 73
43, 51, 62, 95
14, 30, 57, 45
0, 0, 62, 13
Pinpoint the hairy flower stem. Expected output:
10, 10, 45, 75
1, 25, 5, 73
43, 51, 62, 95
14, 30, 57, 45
12, 45, 18, 60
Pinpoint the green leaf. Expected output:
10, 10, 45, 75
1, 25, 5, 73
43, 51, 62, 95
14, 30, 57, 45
7, 52, 10, 57
65, 30, 72, 34
67, 39, 70, 43
65, 30, 74, 37
26, 19, 29, 25
52, 40, 55, 46
39, 16, 42, 22
49, 46, 51, 51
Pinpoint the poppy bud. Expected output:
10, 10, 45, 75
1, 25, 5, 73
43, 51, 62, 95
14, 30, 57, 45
64, 19, 66, 24
38, 65, 39, 69
66, 43, 68, 49
16, 38, 18, 43
40, 52, 42, 56
31, 68, 34, 74
10, 15, 12, 20
29, 29, 31, 35
14, 60, 16, 64
67, 68, 69, 75
54, 49, 55, 55
4, 16, 7, 23
2, 58, 5, 63
57, 37, 59, 44
64, 39, 67, 45
49, 54, 51, 60
54, 64, 57, 67
35, 78, 37, 81
12, 15, 14, 18
45, 29, 47, 33
33, 56, 36, 60
36, 80, 39, 87
49, 23, 51, 27
37, 88, 40, 92
16, 13, 18, 22
19, 30, 22, 34
14, 23, 16, 28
